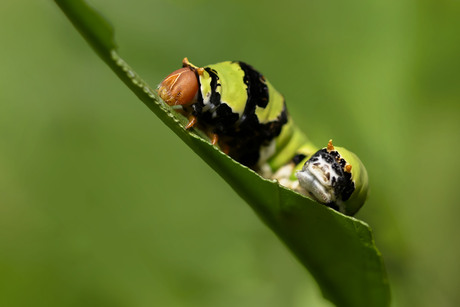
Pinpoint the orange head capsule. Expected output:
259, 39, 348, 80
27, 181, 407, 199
158, 67, 199, 106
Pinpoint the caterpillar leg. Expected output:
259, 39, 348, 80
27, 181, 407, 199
209, 133, 219, 146
185, 115, 197, 129
221, 145, 230, 155
184, 115, 220, 147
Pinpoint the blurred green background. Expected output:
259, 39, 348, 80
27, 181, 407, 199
1, 0, 459, 306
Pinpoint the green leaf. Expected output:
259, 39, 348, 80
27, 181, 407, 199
55, 1, 390, 306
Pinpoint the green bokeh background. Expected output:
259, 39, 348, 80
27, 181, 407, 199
1, 0, 459, 306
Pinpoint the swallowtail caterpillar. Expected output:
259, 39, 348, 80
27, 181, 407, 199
158, 58, 368, 215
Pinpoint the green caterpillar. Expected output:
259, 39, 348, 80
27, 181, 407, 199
158, 58, 368, 215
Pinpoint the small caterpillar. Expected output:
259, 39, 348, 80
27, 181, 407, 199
158, 58, 368, 215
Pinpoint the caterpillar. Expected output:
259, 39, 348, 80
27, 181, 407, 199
158, 58, 368, 215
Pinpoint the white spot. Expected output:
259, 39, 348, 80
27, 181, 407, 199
203, 92, 211, 105
271, 163, 299, 191
272, 163, 295, 181
257, 163, 274, 178
257, 140, 276, 167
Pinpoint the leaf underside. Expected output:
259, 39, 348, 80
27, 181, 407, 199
55, 1, 390, 306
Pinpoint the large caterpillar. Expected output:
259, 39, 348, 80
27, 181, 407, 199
158, 58, 368, 215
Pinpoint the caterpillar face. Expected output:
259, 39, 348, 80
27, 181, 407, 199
296, 142, 354, 210
296, 140, 368, 215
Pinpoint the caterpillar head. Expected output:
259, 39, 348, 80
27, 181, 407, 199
295, 140, 368, 215
158, 58, 202, 107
